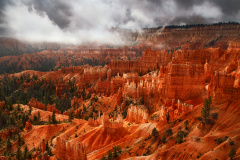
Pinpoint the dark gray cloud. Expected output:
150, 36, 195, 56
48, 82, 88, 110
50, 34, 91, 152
170, 15, 209, 25
172, 0, 240, 24
174, 0, 206, 9
0, 0, 11, 35
212, 0, 240, 15
25, 0, 72, 29
0, 0, 239, 44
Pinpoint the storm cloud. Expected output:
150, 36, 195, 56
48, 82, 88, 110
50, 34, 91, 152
0, 0, 239, 44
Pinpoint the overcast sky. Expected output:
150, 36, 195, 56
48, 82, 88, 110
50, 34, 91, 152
0, 0, 239, 44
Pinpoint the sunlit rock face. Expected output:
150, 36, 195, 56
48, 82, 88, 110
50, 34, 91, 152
55, 137, 87, 160
126, 105, 149, 124
2, 23, 240, 160
28, 98, 60, 113
108, 49, 172, 76
208, 71, 240, 104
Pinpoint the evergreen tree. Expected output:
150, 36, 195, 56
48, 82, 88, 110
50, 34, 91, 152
45, 141, 52, 156
23, 145, 28, 160
68, 112, 74, 122
83, 104, 87, 114
122, 108, 128, 119
140, 96, 144, 105
101, 156, 106, 160
107, 150, 112, 160
162, 135, 166, 144
17, 133, 22, 146
209, 96, 212, 105
46, 141, 49, 153
7, 137, 11, 152
229, 141, 235, 146
113, 146, 118, 158
229, 146, 236, 160
21, 114, 28, 128
176, 131, 184, 144
16, 146, 21, 160
33, 114, 38, 122
29, 106, 32, 115
184, 120, 189, 130
166, 111, 170, 123
17, 104, 20, 111
37, 111, 41, 122
166, 129, 173, 137
201, 98, 210, 122
139, 70, 143, 76
51, 111, 57, 124
151, 127, 159, 138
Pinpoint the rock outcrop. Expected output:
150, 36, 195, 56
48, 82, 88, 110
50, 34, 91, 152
35, 139, 50, 160
126, 105, 149, 124
55, 137, 87, 160
102, 113, 123, 128
25, 119, 32, 131
0, 128, 18, 142
0, 100, 5, 108
208, 71, 240, 104
71, 96, 83, 108
28, 98, 60, 113
28, 98, 45, 110
46, 104, 59, 113
108, 49, 172, 76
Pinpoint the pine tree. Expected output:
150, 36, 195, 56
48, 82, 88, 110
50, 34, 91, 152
17, 104, 20, 111
16, 146, 21, 160
166, 129, 173, 137
166, 111, 170, 123
101, 156, 106, 160
162, 135, 166, 144
37, 111, 41, 122
201, 98, 210, 122
151, 127, 159, 138
45, 141, 52, 156
107, 150, 112, 160
229, 141, 235, 146
51, 111, 57, 124
229, 146, 236, 160
184, 120, 189, 130
23, 145, 28, 160
29, 105, 32, 115
17, 133, 22, 146
68, 112, 74, 122
83, 104, 87, 114
113, 146, 118, 158
46, 141, 49, 153
140, 96, 144, 105
7, 137, 11, 152
22, 114, 27, 128
209, 96, 212, 105
33, 114, 38, 122
176, 131, 184, 144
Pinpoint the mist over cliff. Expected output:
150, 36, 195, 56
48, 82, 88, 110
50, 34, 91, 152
0, 0, 239, 44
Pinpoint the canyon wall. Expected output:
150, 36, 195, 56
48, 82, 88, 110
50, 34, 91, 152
54, 137, 87, 160
108, 49, 172, 76
208, 71, 240, 104
126, 105, 149, 124
133, 23, 240, 50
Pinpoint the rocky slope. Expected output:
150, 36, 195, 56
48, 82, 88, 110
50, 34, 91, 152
0, 23, 240, 160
